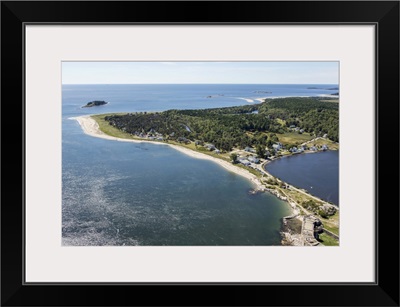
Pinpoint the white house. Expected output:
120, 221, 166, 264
238, 158, 251, 166
272, 142, 283, 151
204, 143, 216, 151
247, 156, 260, 164
245, 147, 256, 153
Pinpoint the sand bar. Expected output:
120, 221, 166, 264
255, 97, 267, 102
72, 115, 264, 190
236, 97, 255, 103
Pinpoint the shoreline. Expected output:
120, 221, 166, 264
72, 115, 265, 191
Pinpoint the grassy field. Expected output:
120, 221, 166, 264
276, 118, 286, 127
309, 138, 339, 150
320, 212, 340, 235
320, 99, 339, 103
318, 233, 339, 246
92, 114, 139, 139
284, 188, 318, 205
276, 132, 314, 145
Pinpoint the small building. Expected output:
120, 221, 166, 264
245, 146, 256, 153
247, 156, 260, 164
204, 143, 216, 151
321, 144, 328, 151
272, 142, 283, 151
177, 137, 191, 144
238, 158, 251, 166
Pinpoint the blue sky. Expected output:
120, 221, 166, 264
62, 62, 338, 84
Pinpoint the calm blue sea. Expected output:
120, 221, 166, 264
62, 84, 338, 246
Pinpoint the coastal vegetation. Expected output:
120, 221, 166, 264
104, 97, 339, 151
318, 232, 339, 246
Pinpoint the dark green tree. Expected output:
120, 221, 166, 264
256, 145, 265, 159
230, 153, 238, 164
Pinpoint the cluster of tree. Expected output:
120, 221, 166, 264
104, 97, 339, 151
105, 108, 282, 151
178, 104, 257, 116
259, 97, 338, 118
105, 112, 191, 137
302, 200, 337, 218
258, 97, 339, 141
301, 109, 339, 142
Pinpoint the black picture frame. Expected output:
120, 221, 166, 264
1, 1, 399, 306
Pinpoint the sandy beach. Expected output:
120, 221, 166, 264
72, 115, 264, 190
236, 97, 255, 103
255, 98, 267, 102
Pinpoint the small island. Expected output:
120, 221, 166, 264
206, 94, 224, 98
82, 100, 108, 108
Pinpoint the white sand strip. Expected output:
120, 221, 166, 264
236, 97, 255, 103
255, 97, 267, 102
71, 116, 264, 190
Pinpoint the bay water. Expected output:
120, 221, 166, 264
265, 151, 339, 205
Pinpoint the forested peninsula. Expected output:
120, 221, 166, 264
104, 97, 338, 153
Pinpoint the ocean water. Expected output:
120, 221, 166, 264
62, 83, 338, 116
265, 151, 339, 205
62, 84, 337, 246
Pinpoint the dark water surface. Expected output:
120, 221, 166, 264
265, 151, 339, 205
